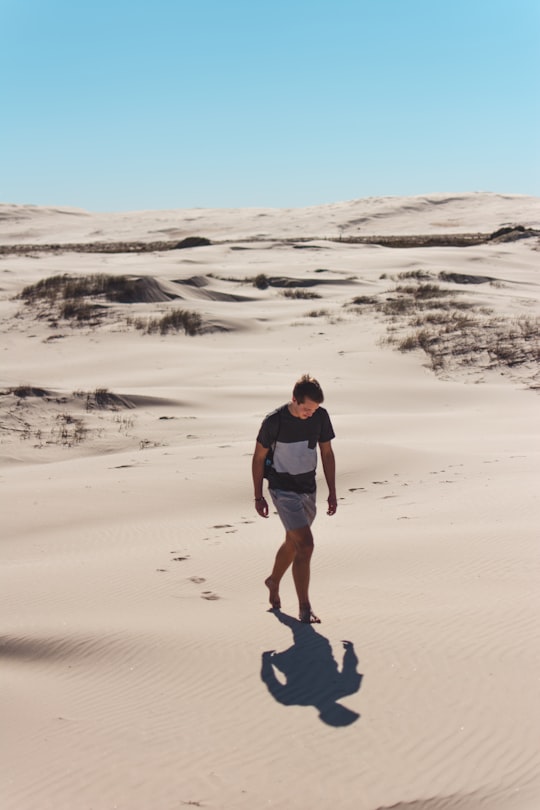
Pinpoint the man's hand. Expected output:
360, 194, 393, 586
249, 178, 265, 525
327, 493, 337, 516
320, 441, 337, 516
252, 442, 270, 518
255, 496, 269, 518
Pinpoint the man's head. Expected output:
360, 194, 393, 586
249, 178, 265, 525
290, 374, 324, 419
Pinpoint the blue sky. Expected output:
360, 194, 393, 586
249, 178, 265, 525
1, 0, 539, 211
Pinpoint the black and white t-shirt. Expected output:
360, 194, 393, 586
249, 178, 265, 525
257, 404, 335, 493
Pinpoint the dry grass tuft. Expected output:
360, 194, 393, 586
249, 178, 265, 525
128, 309, 202, 336
396, 270, 435, 281
306, 309, 330, 318
350, 295, 378, 306
281, 289, 322, 300
394, 283, 453, 300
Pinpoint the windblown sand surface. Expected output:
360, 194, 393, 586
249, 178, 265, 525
1, 193, 539, 810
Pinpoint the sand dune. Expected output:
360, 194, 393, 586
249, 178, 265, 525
1, 194, 539, 810
1, 191, 539, 245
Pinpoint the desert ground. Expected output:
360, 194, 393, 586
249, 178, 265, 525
1, 192, 539, 810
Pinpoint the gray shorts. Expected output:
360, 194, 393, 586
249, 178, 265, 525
269, 488, 317, 531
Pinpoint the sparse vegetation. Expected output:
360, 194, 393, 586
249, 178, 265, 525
8, 247, 539, 396
396, 315, 540, 373
17, 273, 203, 334
90, 388, 113, 409
0, 386, 145, 451
59, 300, 105, 323
381, 296, 417, 317
77, 388, 134, 411
394, 283, 451, 300
52, 413, 87, 446
281, 289, 322, 300
130, 309, 202, 336
378, 282, 539, 380
7, 385, 49, 398
306, 309, 330, 318
345, 278, 540, 385
438, 271, 495, 285
19, 273, 152, 304
397, 270, 434, 281
351, 295, 378, 306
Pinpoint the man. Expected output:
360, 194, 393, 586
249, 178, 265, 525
252, 374, 337, 623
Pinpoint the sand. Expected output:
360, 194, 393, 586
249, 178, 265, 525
1, 192, 539, 810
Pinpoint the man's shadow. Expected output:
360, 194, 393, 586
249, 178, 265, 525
260, 610, 363, 726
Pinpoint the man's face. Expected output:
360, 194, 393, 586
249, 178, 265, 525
291, 397, 319, 420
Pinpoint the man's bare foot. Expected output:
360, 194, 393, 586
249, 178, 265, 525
265, 576, 281, 610
299, 604, 321, 624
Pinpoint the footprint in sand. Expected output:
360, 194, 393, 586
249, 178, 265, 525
212, 522, 241, 534
189, 576, 206, 584
201, 591, 220, 601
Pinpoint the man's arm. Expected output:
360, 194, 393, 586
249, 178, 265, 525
319, 440, 337, 515
252, 441, 269, 518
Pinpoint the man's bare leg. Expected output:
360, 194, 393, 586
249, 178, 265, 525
265, 535, 296, 609
265, 526, 320, 621
288, 526, 321, 623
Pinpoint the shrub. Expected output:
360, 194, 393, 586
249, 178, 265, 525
253, 274, 270, 289
174, 236, 211, 249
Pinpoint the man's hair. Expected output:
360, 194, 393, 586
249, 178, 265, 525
293, 374, 324, 404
